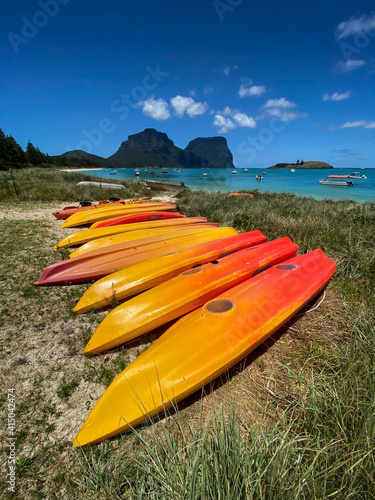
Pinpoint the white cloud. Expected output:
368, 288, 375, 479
233, 112, 256, 128
213, 108, 257, 133
323, 91, 352, 101
262, 98, 306, 122
335, 59, 366, 73
139, 96, 170, 120
213, 114, 236, 134
264, 98, 296, 108
330, 120, 375, 130
170, 95, 208, 118
336, 13, 375, 40
218, 106, 234, 116
238, 82, 266, 98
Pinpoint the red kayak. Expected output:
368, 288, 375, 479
92, 212, 186, 229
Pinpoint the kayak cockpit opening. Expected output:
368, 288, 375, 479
205, 299, 235, 313
275, 264, 298, 270
181, 268, 202, 276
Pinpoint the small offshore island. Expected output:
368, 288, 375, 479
269, 161, 333, 169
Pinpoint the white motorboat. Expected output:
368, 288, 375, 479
348, 172, 367, 179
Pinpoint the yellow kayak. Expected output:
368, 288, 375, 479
69, 223, 220, 259
73, 230, 265, 314
54, 217, 209, 249
61, 202, 176, 228
73, 249, 336, 446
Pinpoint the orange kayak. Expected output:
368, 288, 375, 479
83, 237, 298, 353
91, 212, 186, 228
73, 249, 336, 446
55, 216, 206, 249
73, 230, 266, 313
35, 227, 237, 286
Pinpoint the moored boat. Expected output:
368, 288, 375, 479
319, 176, 353, 186
348, 172, 367, 179
145, 180, 188, 191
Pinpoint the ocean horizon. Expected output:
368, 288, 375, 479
77, 168, 375, 203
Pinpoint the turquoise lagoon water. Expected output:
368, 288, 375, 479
80, 168, 375, 203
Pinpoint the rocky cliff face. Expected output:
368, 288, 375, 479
185, 136, 234, 168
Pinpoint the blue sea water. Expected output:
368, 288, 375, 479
79, 168, 375, 203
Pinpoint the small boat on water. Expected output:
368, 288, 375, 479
110, 170, 117, 175
145, 180, 189, 191
162, 170, 168, 173
262, 171, 267, 175
256, 174, 263, 180
348, 172, 367, 179
291, 168, 295, 173
232, 170, 238, 174
244, 168, 248, 172
319, 175, 353, 186
203, 172, 209, 176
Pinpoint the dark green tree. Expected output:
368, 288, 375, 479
26, 140, 45, 165
0, 131, 26, 169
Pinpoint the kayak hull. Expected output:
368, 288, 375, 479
74, 230, 266, 313
35, 227, 237, 286
84, 237, 298, 352
73, 249, 336, 447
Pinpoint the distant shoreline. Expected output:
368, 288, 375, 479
60, 168, 103, 172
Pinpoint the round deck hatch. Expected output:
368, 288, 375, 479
205, 299, 235, 313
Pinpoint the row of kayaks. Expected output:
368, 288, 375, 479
36, 198, 336, 447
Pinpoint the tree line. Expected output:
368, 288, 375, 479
0, 128, 102, 170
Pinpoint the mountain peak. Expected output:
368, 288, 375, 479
107, 129, 234, 169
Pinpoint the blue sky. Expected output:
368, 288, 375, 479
1, 0, 374, 168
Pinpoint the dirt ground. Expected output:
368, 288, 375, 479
0, 200, 345, 498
